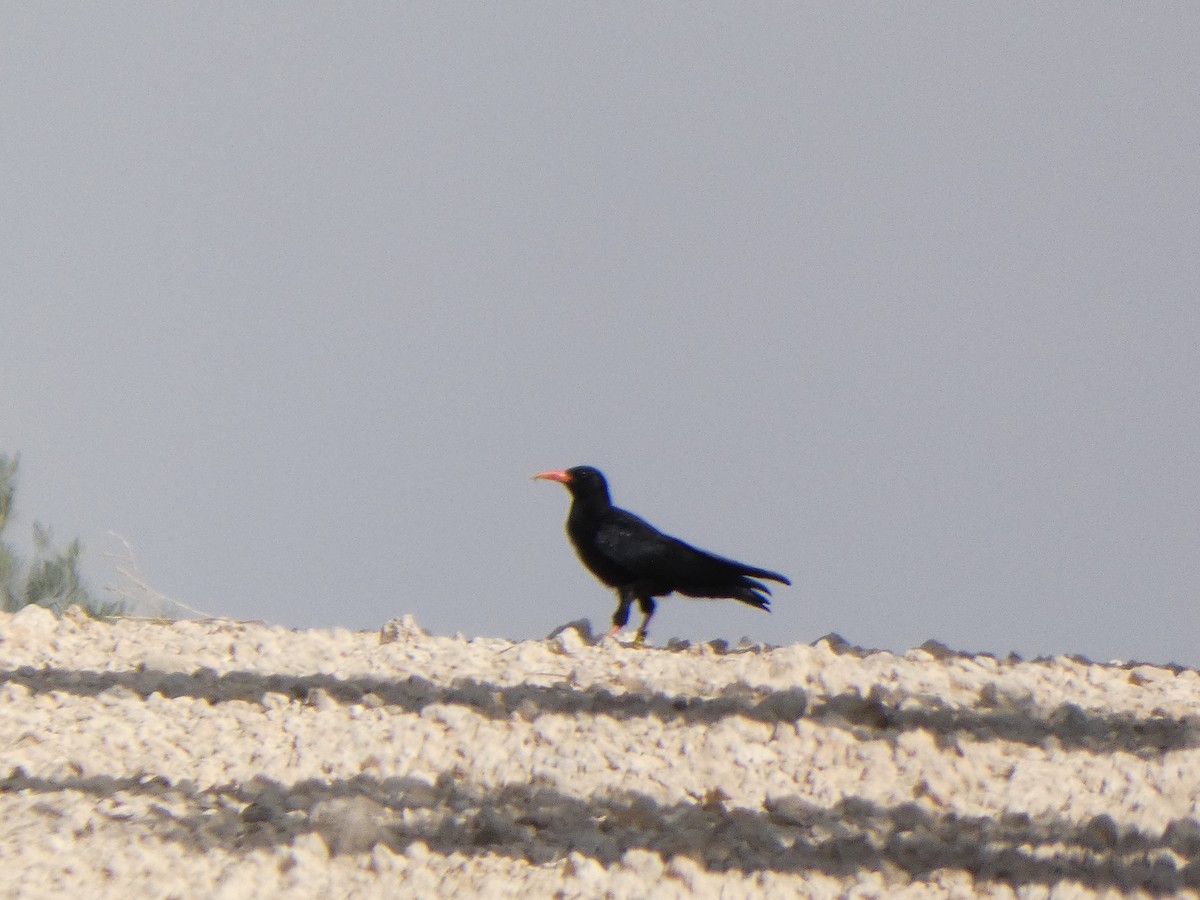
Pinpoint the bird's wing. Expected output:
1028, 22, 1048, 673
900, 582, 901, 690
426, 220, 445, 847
595, 509, 787, 588
592, 510, 687, 580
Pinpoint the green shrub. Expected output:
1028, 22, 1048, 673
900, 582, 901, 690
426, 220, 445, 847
0, 453, 121, 617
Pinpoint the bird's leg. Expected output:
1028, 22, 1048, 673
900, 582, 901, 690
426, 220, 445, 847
632, 597, 657, 647
605, 588, 634, 640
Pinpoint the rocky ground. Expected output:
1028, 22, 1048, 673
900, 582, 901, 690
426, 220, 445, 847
0, 605, 1198, 898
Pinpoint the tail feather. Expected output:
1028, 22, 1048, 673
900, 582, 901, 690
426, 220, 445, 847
737, 563, 790, 585
729, 586, 771, 611
741, 577, 774, 595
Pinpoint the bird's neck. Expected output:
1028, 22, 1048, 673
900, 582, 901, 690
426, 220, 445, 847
568, 487, 612, 523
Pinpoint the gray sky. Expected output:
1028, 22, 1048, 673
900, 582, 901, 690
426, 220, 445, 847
4, 6, 1199, 664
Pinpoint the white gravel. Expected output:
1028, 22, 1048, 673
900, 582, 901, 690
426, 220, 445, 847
1, 605, 1198, 898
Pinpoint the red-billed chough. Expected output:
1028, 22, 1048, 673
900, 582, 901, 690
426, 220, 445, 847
533, 465, 790, 645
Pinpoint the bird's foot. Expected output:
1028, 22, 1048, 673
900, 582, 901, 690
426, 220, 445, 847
602, 625, 648, 648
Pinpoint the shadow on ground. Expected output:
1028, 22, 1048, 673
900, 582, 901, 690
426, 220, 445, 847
1, 769, 1195, 895
0, 662, 1194, 755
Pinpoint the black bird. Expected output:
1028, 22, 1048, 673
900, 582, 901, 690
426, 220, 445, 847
533, 465, 790, 645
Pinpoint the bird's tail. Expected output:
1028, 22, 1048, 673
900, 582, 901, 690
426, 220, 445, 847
736, 563, 791, 586
730, 577, 775, 612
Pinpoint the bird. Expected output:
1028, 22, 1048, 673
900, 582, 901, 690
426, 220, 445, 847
532, 465, 790, 645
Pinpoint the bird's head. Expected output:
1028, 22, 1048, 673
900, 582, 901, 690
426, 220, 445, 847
532, 465, 610, 502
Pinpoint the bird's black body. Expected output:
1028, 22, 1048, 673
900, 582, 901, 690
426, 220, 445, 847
534, 465, 790, 644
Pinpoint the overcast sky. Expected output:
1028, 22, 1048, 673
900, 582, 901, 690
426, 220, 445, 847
3, 6, 1198, 665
